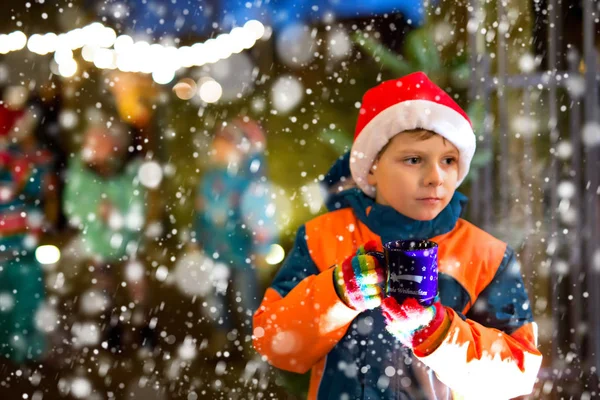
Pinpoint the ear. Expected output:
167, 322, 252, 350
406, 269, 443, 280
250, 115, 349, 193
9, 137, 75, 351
366, 163, 377, 186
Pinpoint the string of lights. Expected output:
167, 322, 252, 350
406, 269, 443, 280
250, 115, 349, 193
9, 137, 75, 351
0, 20, 266, 84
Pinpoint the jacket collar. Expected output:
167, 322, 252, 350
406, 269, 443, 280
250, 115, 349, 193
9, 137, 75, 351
348, 189, 467, 243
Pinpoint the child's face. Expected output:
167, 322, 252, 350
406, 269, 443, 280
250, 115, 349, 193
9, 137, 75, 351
210, 136, 242, 165
82, 128, 127, 174
367, 131, 459, 221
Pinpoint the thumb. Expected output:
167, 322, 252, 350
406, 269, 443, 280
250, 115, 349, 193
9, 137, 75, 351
356, 240, 379, 256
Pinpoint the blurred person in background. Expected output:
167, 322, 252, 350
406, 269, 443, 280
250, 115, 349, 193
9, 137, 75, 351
194, 117, 278, 357
63, 118, 154, 351
0, 96, 58, 364
28, 82, 68, 230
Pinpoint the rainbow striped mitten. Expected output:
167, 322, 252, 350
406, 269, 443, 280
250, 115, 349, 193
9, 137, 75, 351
381, 296, 447, 349
333, 241, 385, 311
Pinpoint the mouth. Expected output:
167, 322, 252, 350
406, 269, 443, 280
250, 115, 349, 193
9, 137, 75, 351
417, 197, 442, 205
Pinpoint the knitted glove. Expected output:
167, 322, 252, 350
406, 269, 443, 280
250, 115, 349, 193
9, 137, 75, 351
333, 240, 385, 311
381, 296, 448, 350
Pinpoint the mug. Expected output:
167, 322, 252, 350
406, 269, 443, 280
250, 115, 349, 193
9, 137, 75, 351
369, 240, 439, 306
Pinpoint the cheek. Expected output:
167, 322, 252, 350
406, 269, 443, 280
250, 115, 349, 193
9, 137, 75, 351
383, 166, 412, 185
379, 169, 415, 197
445, 167, 459, 185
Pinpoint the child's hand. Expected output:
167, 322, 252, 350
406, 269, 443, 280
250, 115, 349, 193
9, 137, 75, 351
333, 240, 385, 311
381, 297, 447, 349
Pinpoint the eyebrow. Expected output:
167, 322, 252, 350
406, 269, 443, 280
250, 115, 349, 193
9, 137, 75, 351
391, 149, 459, 156
442, 149, 460, 157
391, 148, 425, 155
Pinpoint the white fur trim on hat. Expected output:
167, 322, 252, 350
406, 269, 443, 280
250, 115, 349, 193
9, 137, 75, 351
349, 99, 476, 197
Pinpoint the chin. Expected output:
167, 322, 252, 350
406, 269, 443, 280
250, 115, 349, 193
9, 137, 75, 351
387, 199, 445, 221
408, 209, 443, 221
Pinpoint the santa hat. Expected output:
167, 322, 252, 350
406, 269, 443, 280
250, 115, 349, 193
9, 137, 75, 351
0, 104, 24, 137
350, 72, 475, 197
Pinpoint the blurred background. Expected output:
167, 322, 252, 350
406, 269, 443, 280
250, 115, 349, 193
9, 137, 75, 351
0, 0, 598, 399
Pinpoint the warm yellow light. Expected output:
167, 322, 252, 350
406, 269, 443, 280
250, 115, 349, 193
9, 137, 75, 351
198, 79, 222, 103
265, 244, 285, 265
244, 20, 266, 40
58, 59, 78, 77
35, 245, 61, 264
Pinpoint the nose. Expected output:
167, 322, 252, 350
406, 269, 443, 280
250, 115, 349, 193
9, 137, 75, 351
424, 163, 443, 187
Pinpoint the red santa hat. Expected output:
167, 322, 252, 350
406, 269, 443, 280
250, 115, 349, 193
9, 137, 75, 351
0, 104, 24, 137
350, 71, 475, 197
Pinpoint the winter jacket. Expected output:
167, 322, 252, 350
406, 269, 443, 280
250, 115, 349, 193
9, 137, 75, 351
253, 153, 542, 399
0, 146, 54, 257
195, 154, 277, 269
0, 146, 53, 362
63, 156, 146, 262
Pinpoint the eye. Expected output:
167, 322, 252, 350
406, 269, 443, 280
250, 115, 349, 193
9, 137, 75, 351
404, 157, 421, 165
443, 157, 457, 165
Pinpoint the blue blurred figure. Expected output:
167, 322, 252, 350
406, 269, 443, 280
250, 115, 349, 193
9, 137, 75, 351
194, 117, 277, 356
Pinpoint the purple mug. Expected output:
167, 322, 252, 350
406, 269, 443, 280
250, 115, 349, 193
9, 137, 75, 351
370, 240, 439, 307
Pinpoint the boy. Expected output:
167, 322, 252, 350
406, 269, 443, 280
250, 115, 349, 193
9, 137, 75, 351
63, 121, 151, 349
194, 117, 277, 355
253, 72, 542, 399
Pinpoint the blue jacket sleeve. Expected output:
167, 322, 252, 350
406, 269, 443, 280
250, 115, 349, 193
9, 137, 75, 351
465, 246, 534, 333
271, 225, 320, 297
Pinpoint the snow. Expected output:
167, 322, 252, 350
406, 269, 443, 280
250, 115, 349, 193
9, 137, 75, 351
71, 322, 101, 347
138, 161, 163, 189
0, 4, 595, 400
557, 181, 576, 199
270, 331, 300, 355
155, 265, 169, 282
34, 303, 59, 333
270, 75, 303, 114
79, 289, 109, 316
173, 250, 213, 297
125, 260, 145, 282
518, 53, 536, 73
327, 29, 352, 59
177, 336, 197, 361
418, 324, 543, 400
59, 110, 78, 129
582, 122, 600, 147
0, 292, 15, 312
70, 377, 92, 399
276, 24, 316, 67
